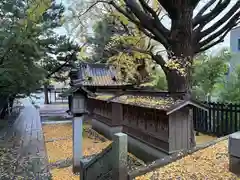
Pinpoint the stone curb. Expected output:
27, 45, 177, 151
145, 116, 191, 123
45, 136, 72, 143
41, 120, 72, 125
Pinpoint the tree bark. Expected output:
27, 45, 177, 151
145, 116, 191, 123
167, 6, 194, 94
166, 70, 187, 93
44, 84, 50, 104
166, 5, 196, 148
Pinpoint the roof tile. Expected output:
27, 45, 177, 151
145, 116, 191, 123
73, 63, 128, 86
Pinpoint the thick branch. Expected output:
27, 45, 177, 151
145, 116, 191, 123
157, 0, 176, 18
138, 0, 169, 35
151, 53, 167, 72
197, 1, 240, 40
199, 11, 240, 49
197, 38, 224, 53
194, 0, 217, 20
111, 1, 168, 47
193, 0, 231, 27
123, 0, 169, 47
196, 24, 234, 54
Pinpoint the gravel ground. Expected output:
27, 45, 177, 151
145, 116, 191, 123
135, 140, 239, 180
43, 123, 145, 180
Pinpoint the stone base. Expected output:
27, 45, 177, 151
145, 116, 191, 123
91, 119, 168, 163
229, 155, 240, 176
72, 166, 80, 174
92, 119, 122, 139
128, 135, 168, 163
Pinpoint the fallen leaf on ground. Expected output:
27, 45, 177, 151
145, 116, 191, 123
136, 140, 240, 180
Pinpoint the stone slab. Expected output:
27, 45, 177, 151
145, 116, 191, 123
229, 155, 240, 176
229, 132, 240, 157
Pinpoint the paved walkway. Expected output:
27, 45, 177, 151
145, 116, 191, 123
0, 101, 51, 179
40, 104, 69, 117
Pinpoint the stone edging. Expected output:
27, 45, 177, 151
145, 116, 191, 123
45, 136, 72, 143
128, 135, 229, 179
42, 120, 72, 125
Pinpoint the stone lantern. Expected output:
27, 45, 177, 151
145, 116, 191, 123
72, 91, 88, 173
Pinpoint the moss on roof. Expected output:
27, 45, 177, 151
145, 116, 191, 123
92, 94, 184, 110
119, 95, 175, 108
95, 95, 114, 101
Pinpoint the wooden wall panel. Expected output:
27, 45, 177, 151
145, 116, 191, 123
168, 108, 191, 153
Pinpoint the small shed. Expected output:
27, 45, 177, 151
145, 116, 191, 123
68, 62, 209, 164
92, 91, 208, 158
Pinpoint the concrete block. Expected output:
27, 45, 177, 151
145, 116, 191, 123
229, 155, 240, 176
112, 133, 128, 180
79, 158, 92, 179
229, 132, 240, 157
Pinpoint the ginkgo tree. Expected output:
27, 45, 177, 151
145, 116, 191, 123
84, 0, 240, 95
85, 10, 163, 85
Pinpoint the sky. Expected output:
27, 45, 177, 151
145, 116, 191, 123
55, 0, 237, 53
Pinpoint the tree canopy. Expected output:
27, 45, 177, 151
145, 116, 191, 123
0, 0, 79, 112
83, 0, 240, 94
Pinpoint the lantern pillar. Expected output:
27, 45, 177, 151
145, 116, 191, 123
72, 93, 86, 173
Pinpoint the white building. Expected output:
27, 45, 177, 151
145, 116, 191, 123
229, 26, 240, 75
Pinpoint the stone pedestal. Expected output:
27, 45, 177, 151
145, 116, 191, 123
229, 131, 240, 176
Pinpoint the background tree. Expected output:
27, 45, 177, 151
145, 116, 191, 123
220, 65, 240, 103
85, 10, 162, 85
0, 0, 52, 117
191, 48, 231, 101
40, 35, 79, 104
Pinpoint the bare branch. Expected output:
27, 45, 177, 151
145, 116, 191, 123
77, 0, 109, 18
110, 1, 163, 44
197, 38, 224, 53
151, 53, 166, 69
197, 1, 240, 40
193, 0, 217, 20
193, 0, 231, 27
198, 11, 240, 49
122, 0, 169, 47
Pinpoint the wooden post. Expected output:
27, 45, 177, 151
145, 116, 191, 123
72, 116, 83, 173
49, 90, 52, 104
54, 91, 56, 102
112, 133, 128, 180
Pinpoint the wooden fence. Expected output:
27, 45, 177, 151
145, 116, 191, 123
193, 102, 240, 137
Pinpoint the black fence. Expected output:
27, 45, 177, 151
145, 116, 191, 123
193, 102, 240, 137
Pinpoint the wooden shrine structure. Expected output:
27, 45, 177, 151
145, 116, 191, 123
67, 63, 208, 172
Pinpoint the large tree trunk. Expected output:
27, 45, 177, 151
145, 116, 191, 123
166, 70, 187, 93
167, 6, 196, 148
167, 6, 194, 94
44, 84, 50, 104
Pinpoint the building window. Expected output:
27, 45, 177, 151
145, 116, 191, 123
238, 39, 240, 50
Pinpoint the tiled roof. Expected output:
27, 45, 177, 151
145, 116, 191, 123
72, 63, 129, 87
88, 92, 208, 114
